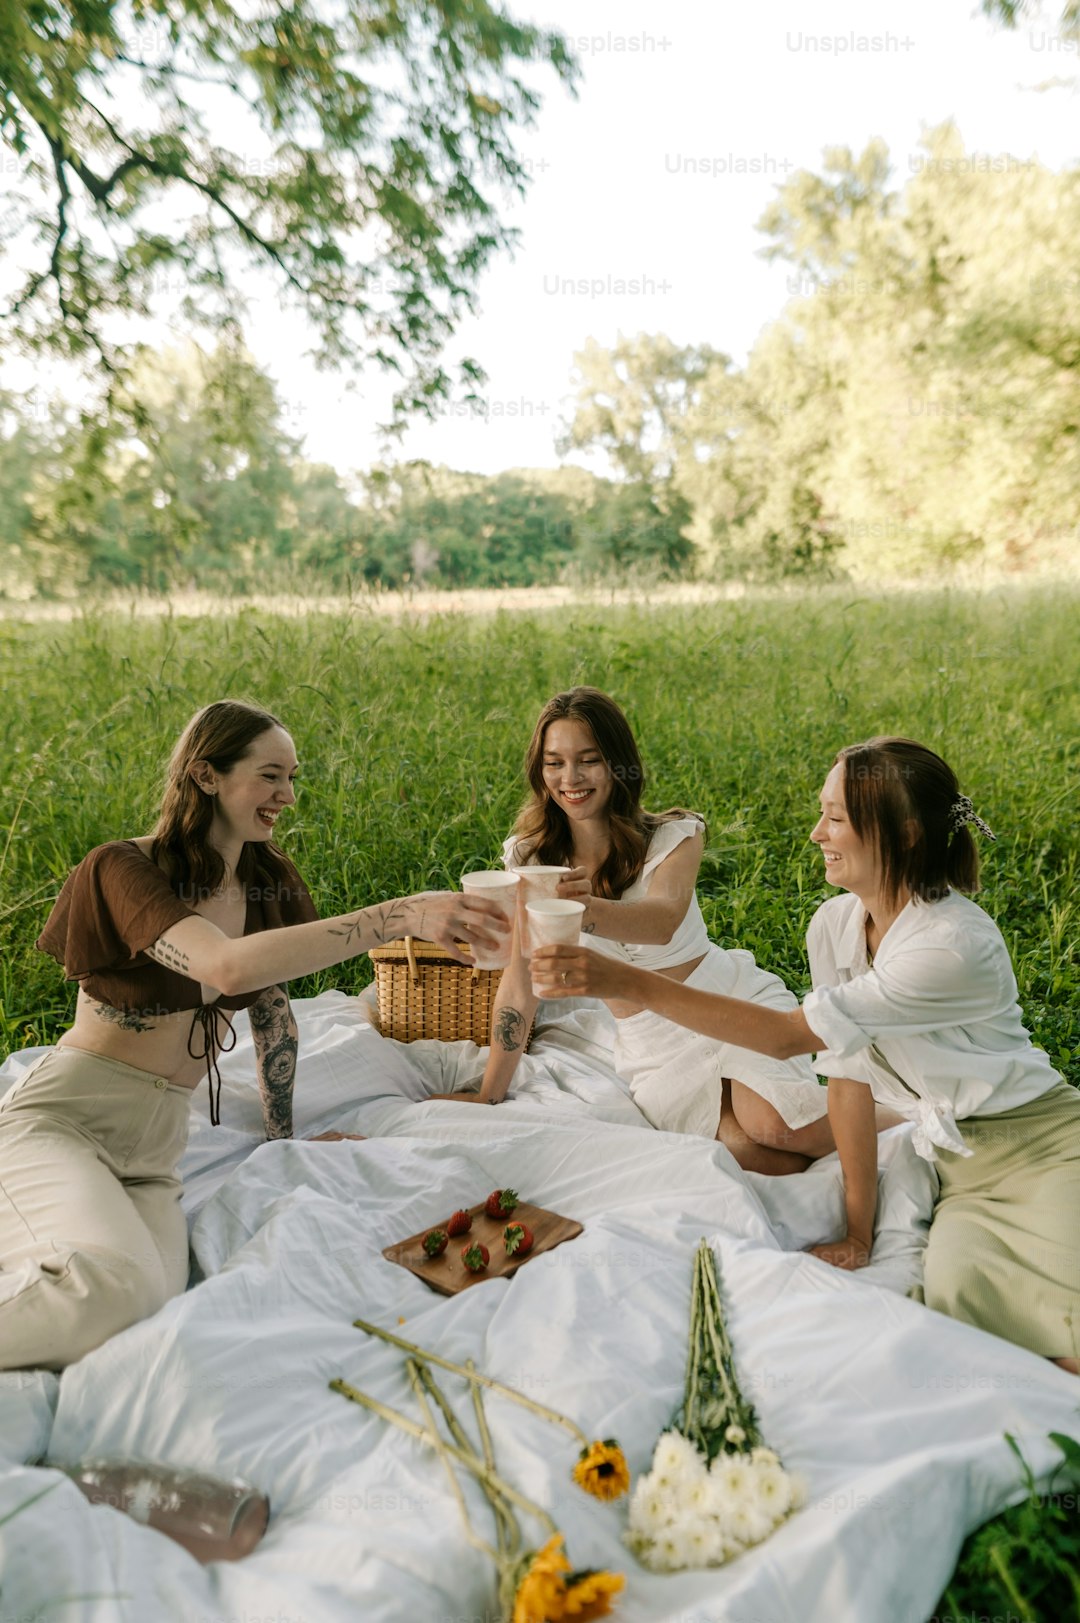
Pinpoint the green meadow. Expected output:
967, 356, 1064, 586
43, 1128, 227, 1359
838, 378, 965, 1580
2, 584, 1077, 1074
0, 582, 1078, 1617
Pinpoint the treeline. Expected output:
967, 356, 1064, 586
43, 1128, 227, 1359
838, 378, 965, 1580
0, 347, 691, 596
3, 122, 1078, 595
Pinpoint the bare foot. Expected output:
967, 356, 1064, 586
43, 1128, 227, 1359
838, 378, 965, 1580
1051, 1356, 1079, 1375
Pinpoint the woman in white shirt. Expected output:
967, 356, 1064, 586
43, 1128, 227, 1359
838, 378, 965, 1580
535, 735, 1079, 1369
457, 687, 846, 1173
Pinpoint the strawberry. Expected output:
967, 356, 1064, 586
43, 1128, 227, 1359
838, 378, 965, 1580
446, 1209, 472, 1238
503, 1222, 534, 1258
422, 1229, 448, 1258
461, 1242, 490, 1274
484, 1188, 519, 1219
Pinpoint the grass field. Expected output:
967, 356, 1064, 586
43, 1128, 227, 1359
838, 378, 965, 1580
1, 582, 1078, 1618
2, 583, 1077, 1072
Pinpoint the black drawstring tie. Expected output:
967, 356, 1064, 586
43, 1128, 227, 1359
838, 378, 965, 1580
187, 1004, 238, 1127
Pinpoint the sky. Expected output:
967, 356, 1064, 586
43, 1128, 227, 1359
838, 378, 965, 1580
5, 0, 1079, 482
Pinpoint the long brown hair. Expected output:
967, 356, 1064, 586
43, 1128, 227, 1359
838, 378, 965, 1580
836, 736, 982, 907
151, 700, 295, 900
509, 687, 704, 899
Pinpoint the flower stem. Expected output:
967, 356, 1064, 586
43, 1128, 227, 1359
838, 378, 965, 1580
678, 1241, 762, 1454
406, 1360, 500, 1564
467, 1358, 519, 1561
352, 1317, 588, 1445
415, 1359, 479, 1460
698, 1242, 762, 1445
330, 1378, 559, 1535
683, 1248, 704, 1428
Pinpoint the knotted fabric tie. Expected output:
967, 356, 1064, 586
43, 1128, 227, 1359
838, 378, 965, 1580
187, 1004, 238, 1127
909, 1096, 972, 1163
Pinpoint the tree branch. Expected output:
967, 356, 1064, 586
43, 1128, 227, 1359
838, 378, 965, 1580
10, 133, 71, 314
71, 90, 324, 305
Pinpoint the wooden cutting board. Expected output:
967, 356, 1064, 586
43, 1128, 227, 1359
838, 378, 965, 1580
382, 1199, 583, 1295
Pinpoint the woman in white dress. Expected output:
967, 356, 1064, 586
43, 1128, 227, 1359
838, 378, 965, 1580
535, 735, 1080, 1368
456, 687, 856, 1174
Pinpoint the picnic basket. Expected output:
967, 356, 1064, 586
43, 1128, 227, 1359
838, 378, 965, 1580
369, 937, 528, 1047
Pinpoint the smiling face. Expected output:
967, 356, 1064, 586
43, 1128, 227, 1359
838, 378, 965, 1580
541, 718, 613, 825
202, 724, 299, 848
809, 761, 883, 898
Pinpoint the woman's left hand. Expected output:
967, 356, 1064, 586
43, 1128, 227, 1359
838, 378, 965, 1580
531, 944, 628, 1000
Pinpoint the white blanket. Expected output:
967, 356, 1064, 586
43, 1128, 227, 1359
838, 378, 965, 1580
1, 992, 1077, 1623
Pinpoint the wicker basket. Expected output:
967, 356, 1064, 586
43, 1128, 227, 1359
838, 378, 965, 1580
369, 937, 521, 1046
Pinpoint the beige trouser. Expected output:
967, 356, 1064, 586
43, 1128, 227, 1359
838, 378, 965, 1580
920, 1079, 1080, 1359
0, 1046, 192, 1371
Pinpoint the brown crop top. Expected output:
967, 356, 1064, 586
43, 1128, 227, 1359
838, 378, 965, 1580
37, 841, 319, 1125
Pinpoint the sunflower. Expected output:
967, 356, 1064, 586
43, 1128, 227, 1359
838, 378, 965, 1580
512, 1534, 571, 1623
562, 1567, 625, 1619
572, 1439, 631, 1501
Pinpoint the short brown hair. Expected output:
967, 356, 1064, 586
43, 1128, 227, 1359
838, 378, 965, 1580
837, 737, 981, 906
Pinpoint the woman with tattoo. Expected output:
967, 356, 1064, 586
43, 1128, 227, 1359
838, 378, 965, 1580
0, 700, 508, 1370
534, 737, 1080, 1370
439, 687, 854, 1172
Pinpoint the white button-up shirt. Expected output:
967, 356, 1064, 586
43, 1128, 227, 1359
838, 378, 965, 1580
802, 890, 1060, 1162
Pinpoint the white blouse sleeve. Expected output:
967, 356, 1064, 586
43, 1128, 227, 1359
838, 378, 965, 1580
501, 834, 529, 870
804, 906, 868, 1081
639, 816, 705, 889
802, 936, 1005, 1062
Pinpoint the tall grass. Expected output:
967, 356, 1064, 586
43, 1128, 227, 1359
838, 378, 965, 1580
1, 584, 1078, 1074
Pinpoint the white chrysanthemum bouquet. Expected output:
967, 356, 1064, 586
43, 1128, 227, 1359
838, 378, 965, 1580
627, 1240, 804, 1571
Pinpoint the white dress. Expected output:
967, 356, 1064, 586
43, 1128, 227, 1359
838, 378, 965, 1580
504, 818, 827, 1138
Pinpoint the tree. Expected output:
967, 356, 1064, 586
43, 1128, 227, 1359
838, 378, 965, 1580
16, 339, 363, 589
557, 334, 727, 571
558, 127, 1080, 579
0, 0, 577, 435
575, 479, 694, 577
349, 461, 580, 586
558, 334, 727, 485
749, 126, 1080, 573
0, 389, 54, 595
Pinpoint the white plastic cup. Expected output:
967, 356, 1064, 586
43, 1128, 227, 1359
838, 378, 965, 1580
460, 871, 520, 969
526, 898, 585, 996
511, 865, 573, 952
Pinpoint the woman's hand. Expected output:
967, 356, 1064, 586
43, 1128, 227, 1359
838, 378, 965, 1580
308, 1131, 367, 1141
807, 1235, 871, 1270
408, 891, 512, 964
530, 944, 630, 1000
426, 1091, 503, 1105
556, 866, 592, 902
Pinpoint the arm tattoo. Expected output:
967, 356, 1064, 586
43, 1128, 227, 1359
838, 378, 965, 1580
582, 921, 596, 935
93, 1003, 157, 1033
328, 898, 410, 949
148, 938, 191, 976
249, 985, 298, 1140
493, 1007, 527, 1053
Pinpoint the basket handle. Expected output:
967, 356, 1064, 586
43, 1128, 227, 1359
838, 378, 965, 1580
403, 934, 481, 983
